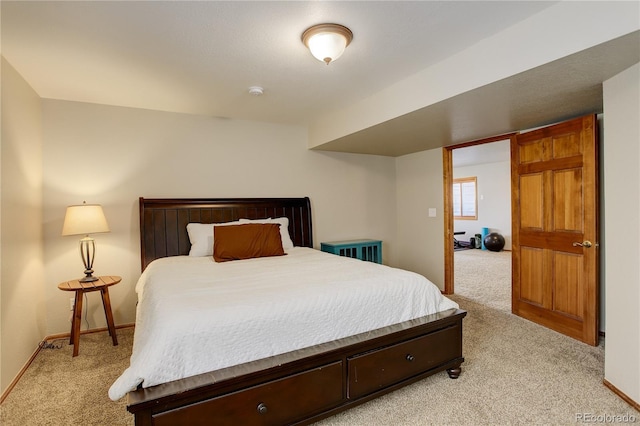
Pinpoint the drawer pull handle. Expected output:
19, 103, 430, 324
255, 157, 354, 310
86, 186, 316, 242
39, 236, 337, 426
257, 403, 268, 415
406, 354, 415, 362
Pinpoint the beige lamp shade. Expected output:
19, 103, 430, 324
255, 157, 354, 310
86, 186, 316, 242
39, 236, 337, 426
62, 203, 110, 236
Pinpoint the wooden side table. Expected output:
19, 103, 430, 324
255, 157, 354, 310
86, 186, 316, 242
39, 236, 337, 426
57, 275, 121, 357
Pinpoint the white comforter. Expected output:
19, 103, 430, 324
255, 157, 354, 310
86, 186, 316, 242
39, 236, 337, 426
109, 247, 458, 400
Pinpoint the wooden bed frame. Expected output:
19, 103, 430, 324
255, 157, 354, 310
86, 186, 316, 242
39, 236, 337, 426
127, 197, 466, 425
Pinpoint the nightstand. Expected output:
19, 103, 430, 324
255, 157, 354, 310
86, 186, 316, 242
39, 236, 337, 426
320, 239, 382, 264
57, 275, 120, 357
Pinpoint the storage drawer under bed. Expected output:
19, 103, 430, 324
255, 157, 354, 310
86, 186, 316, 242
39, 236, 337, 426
152, 361, 344, 426
347, 324, 461, 399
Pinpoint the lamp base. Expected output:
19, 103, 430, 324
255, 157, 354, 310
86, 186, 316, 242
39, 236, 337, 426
79, 238, 98, 283
80, 275, 99, 283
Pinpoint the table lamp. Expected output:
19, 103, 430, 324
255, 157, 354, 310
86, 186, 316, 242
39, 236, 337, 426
62, 202, 110, 282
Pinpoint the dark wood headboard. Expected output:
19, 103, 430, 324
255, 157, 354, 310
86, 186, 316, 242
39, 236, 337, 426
139, 197, 313, 271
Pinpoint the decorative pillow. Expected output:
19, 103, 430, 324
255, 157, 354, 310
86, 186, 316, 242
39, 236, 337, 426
213, 223, 285, 262
238, 217, 294, 249
186, 221, 241, 256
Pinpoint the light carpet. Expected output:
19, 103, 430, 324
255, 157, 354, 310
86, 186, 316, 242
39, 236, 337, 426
1, 250, 636, 425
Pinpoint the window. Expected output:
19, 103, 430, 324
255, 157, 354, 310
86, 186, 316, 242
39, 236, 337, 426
453, 177, 477, 220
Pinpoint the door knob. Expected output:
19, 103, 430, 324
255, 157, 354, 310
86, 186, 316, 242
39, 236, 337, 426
572, 241, 593, 248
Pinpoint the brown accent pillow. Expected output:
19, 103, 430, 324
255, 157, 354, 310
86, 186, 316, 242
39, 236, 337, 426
213, 223, 286, 262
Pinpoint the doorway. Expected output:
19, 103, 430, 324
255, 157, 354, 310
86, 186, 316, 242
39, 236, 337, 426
448, 139, 513, 311
443, 133, 517, 297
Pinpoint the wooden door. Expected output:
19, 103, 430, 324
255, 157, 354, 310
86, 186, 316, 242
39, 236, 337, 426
511, 114, 599, 345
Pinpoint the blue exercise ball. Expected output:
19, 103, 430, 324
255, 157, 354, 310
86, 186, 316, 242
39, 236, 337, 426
483, 233, 505, 252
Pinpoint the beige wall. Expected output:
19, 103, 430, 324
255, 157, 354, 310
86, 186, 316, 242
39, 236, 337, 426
41, 100, 397, 336
0, 58, 45, 393
603, 62, 640, 405
395, 149, 445, 289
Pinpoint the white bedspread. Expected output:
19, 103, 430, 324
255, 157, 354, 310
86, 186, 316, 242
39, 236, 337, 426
109, 247, 458, 400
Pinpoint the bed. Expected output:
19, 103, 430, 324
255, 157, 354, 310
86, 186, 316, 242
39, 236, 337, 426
119, 197, 466, 425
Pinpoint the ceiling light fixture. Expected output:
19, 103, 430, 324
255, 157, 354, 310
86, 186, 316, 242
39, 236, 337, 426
301, 23, 353, 65
248, 86, 264, 96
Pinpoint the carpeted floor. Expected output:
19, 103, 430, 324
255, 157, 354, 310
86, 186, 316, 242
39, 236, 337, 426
0, 328, 135, 425
1, 250, 637, 425
453, 248, 512, 312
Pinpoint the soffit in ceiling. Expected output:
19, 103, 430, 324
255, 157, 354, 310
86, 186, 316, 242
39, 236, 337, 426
312, 31, 640, 157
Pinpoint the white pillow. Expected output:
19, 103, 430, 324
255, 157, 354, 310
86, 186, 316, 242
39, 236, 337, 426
238, 217, 294, 249
186, 221, 241, 256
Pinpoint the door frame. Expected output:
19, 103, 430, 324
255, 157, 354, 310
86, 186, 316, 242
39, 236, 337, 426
442, 133, 518, 295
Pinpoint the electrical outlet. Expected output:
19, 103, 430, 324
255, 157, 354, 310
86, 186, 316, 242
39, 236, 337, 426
69, 298, 75, 311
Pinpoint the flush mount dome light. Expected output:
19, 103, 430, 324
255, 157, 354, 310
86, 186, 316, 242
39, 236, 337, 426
301, 23, 353, 65
248, 86, 264, 96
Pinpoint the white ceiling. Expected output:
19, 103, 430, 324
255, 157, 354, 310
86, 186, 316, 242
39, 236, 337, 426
1, 1, 638, 157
